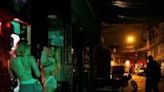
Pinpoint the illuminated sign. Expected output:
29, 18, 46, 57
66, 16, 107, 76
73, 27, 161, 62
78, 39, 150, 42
11, 21, 20, 34
48, 31, 63, 47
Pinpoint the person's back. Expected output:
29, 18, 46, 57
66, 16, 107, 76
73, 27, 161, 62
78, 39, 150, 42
146, 56, 161, 82
10, 41, 42, 92
11, 55, 40, 83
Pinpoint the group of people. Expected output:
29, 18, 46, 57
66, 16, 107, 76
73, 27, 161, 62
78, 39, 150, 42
8, 40, 61, 92
7, 40, 162, 92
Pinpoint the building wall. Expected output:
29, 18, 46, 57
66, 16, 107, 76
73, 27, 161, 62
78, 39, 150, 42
156, 23, 164, 61
148, 22, 164, 61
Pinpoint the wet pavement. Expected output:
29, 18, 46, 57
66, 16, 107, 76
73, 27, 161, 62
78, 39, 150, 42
1, 73, 164, 92
122, 75, 145, 92
123, 75, 164, 92
94, 74, 164, 92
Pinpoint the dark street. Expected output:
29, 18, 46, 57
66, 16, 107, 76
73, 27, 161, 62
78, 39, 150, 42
1, 0, 164, 92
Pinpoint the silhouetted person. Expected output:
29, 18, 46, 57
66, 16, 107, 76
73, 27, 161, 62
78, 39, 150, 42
145, 55, 161, 92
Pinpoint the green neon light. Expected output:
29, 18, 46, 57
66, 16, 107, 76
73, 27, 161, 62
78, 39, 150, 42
11, 21, 20, 34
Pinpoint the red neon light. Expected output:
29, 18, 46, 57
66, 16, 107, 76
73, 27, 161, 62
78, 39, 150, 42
6, 22, 11, 28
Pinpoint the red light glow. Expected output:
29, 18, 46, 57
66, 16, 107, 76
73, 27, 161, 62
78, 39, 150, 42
0, 22, 1, 35
6, 22, 11, 28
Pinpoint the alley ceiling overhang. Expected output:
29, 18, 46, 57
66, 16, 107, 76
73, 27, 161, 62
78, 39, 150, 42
89, 0, 164, 52
90, 0, 164, 23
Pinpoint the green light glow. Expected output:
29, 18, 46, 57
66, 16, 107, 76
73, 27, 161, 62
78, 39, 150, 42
48, 31, 63, 47
11, 21, 20, 34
